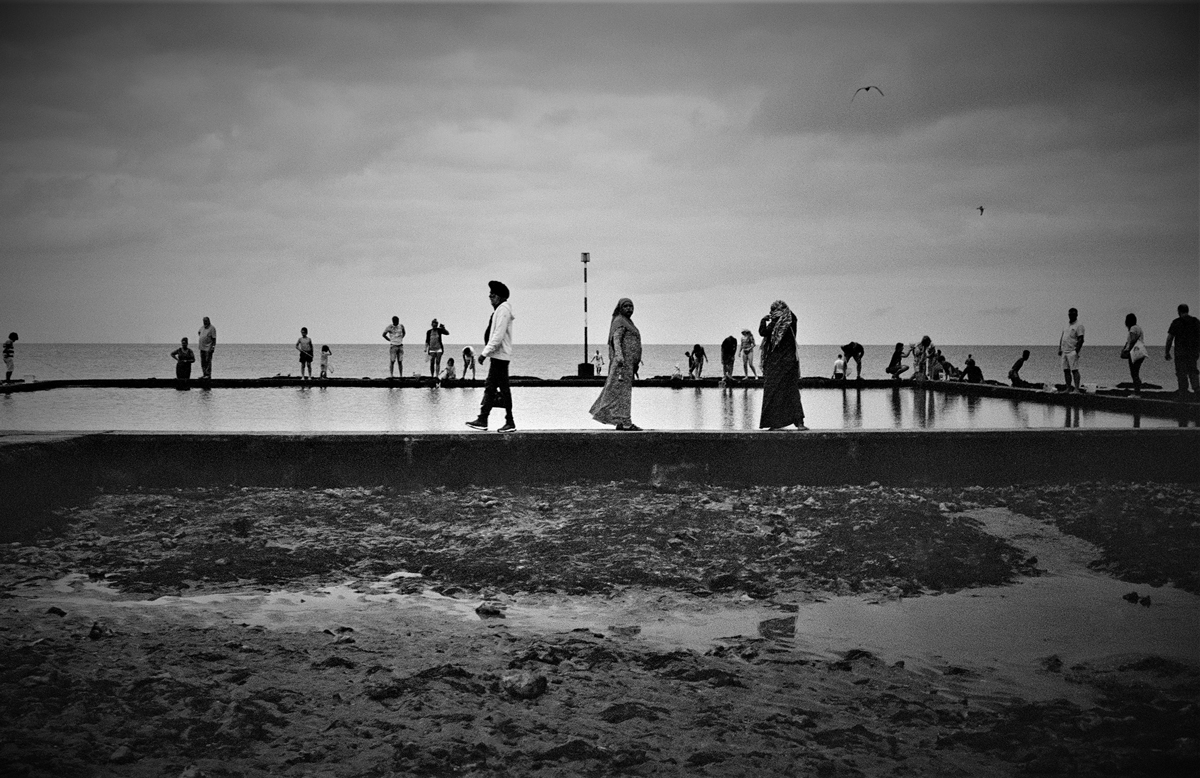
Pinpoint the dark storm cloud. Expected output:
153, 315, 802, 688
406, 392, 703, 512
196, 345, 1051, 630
0, 2, 1194, 345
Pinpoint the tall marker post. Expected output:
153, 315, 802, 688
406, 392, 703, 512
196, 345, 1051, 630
578, 252, 594, 377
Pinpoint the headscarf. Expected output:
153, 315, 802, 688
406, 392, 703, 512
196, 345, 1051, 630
609, 298, 639, 337
763, 300, 794, 353
608, 298, 641, 364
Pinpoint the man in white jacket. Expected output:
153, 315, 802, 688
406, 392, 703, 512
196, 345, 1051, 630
466, 280, 517, 432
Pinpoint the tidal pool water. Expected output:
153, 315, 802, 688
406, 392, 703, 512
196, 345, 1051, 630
1, 385, 1187, 431
27, 510, 1200, 708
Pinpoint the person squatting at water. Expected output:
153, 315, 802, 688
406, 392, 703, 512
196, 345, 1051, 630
589, 297, 643, 431
170, 337, 195, 389
885, 343, 909, 380
425, 319, 449, 377
1121, 313, 1148, 394
758, 300, 807, 431
466, 280, 516, 432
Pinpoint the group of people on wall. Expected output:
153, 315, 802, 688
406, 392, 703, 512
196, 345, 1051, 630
61, 289, 1195, 434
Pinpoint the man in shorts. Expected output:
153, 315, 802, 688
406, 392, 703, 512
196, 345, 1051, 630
1165, 303, 1200, 397
382, 316, 406, 378
197, 316, 216, 379
295, 327, 314, 379
1057, 307, 1085, 392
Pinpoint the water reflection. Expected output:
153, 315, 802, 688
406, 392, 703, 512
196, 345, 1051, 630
841, 386, 863, 428
912, 385, 938, 429
1009, 399, 1031, 428
0, 386, 1189, 431
196, 385, 216, 428
719, 386, 735, 430
742, 388, 756, 429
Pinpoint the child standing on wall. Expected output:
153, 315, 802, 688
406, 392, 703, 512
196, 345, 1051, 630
320, 345, 332, 379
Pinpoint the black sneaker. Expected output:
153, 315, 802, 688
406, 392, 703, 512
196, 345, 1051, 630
465, 419, 488, 430
497, 422, 517, 433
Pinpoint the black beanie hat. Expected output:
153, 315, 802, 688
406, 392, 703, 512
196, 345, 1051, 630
488, 280, 510, 301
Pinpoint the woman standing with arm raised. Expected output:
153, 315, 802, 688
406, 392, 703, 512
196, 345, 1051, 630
758, 300, 807, 430
589, 298, 643, 431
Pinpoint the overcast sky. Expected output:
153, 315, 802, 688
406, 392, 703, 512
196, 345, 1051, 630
1, 1, 1196, 346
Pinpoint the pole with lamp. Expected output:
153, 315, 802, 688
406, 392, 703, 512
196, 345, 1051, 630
577, 252, 594, 377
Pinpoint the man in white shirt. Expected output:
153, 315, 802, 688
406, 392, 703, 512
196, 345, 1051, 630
832, 354, 845, 380
197, 316, 216, 379
382, 316, 406, 378
466, 280, 516, 432
1058, 307, 1085, 392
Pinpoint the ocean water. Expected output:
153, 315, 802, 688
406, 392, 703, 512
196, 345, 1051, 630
3, 342, 1177, 389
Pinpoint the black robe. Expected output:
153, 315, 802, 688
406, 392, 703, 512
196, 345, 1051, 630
758, 317, 805, 429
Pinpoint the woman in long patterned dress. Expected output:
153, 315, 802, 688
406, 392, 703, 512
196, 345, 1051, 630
758, 300, 807, 430
590, 298, 643, 431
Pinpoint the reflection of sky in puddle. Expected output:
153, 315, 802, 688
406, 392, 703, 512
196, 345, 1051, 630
2, 386, 1191, 430
27, 509, 1200, 707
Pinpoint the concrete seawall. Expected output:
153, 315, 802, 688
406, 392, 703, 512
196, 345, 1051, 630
6, 429, 1198, 488
4, 429, 1198, 533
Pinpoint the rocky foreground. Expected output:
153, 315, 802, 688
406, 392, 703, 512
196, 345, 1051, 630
2, 480, 1198, 777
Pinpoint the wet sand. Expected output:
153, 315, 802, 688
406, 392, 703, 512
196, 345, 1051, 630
3, 481, 1198, 776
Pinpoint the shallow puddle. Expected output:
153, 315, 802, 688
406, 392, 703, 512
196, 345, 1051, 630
19, 508, 1200, 706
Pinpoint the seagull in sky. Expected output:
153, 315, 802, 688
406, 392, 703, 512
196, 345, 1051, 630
977, 206, 984, 215
851, 85, 884, 101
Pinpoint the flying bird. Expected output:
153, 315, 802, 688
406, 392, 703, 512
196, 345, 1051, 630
851, 86, 884, 101
977, 206, 984, 215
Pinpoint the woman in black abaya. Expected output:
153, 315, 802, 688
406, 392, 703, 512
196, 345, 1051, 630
758, 300, 807, 430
